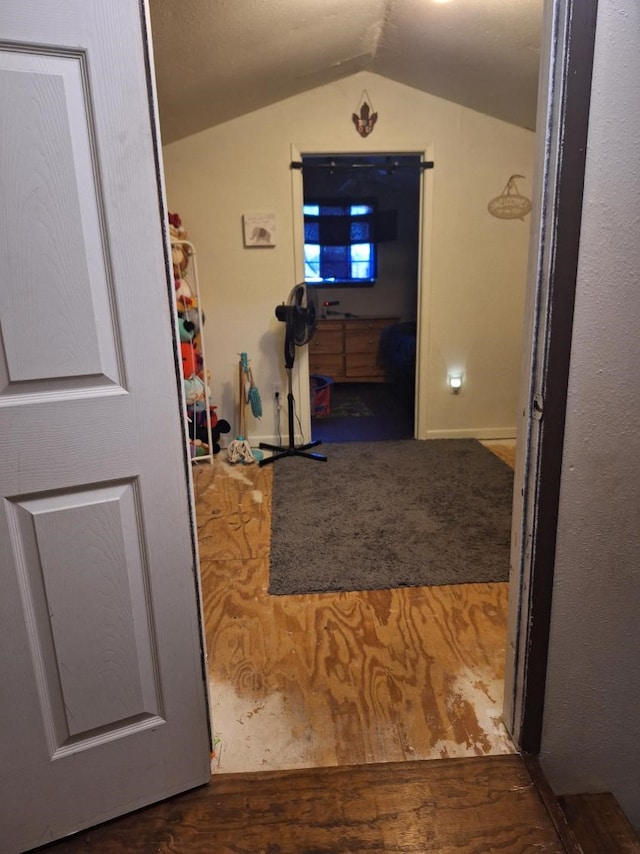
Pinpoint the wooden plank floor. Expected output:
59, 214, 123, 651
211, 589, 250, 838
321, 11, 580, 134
559, 793, 640, 853
197, 440, 516, 772
38, 754, 565, 852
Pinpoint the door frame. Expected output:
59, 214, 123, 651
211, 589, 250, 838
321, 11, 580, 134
290, 142, 434, 441
504, 0, 599, 750
144, 0, 213, 738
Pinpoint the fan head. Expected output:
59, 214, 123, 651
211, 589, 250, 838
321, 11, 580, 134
274, 284, 317, 368
290, 284, 317, 345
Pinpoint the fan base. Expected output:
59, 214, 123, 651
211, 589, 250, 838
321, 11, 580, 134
258, 439, 326, 466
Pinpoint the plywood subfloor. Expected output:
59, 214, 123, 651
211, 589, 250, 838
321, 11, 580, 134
196, 439, 516, 773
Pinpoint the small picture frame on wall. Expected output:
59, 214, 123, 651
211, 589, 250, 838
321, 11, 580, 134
243, 211, 276, 247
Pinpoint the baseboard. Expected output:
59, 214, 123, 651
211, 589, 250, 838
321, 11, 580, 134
424, 427, 517, 441
249, 431, 518, 445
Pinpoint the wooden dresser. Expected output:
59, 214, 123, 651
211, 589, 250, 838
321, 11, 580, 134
309, 317, 397, 383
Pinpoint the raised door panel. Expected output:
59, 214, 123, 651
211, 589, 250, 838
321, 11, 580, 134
6, 481, 162, 751
0, 49, 121, 398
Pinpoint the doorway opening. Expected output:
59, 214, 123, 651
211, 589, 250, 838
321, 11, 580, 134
300, 154, 421, 443
173, 136, 530, 774
155, 39, 538, 782
190, 131, 523, 768
187, 129, 526, 769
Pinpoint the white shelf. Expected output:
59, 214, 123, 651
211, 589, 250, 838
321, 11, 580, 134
172, 239, 214, 464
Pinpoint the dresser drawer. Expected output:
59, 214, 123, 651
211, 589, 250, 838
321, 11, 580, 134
309, 353, 344, 376
345, 327, 384, 354
346, 318, 390, 331
310, 317, 397, 383
310, 327, 343, 354
345, 353, 384, 378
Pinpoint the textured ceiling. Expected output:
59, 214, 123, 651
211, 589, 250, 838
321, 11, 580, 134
149, 0, 543, 145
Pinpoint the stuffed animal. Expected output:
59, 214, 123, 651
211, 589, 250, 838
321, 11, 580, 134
171, 239, 189, 275
184, 374, 207, 410
175, 275, 197, 314
169, 212, 186, 239
169, 218, 197, 313
194, 406, 231, 454
178, 317, 196, 342
211, 415, 231, 454
182, 308, 201, 332
188, 439, 210, 458
180, 341, 199, 377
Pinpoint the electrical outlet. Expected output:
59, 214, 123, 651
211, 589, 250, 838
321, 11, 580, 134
272, 382, 281, 398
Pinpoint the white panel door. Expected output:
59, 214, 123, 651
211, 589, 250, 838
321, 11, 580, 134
0, 3, 210, 851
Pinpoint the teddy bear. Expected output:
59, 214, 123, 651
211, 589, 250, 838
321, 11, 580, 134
168, 211, 186, 238
169, 216, 198, 315
172, 242, 197, 314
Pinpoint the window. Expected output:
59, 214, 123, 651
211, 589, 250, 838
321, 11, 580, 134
303, 201, 376, 285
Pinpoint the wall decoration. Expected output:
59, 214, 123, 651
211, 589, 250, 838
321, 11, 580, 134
352, 90, 377, 137
243, 211, 276, 247
488, 174, 532, 220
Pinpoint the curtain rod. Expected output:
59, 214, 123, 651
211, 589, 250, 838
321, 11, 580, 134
290, 160, 434, 172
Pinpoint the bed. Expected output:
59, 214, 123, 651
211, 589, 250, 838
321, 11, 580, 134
378, 321, 417, 398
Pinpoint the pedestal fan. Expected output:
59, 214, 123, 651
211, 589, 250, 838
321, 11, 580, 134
259, 284, 327, 466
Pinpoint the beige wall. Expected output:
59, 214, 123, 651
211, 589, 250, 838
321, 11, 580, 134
162, 71, 534, 444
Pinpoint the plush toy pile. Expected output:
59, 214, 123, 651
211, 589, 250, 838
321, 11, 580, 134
169, 212, 230, 456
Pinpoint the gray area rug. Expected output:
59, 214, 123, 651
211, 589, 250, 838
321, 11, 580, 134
269, 439, 514, 595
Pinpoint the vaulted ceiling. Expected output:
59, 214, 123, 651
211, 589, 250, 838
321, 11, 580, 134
149, 0, 543, 145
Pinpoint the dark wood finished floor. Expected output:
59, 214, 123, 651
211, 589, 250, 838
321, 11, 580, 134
559, 793, 640, 853
35, 754, 565, 853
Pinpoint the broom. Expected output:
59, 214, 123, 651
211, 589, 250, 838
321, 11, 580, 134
227, 354, 262, 464
243, 352, 263, 419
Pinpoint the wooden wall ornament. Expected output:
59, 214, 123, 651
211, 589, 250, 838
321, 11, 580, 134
352, 90, 377, 137
488, 174, 532, 220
